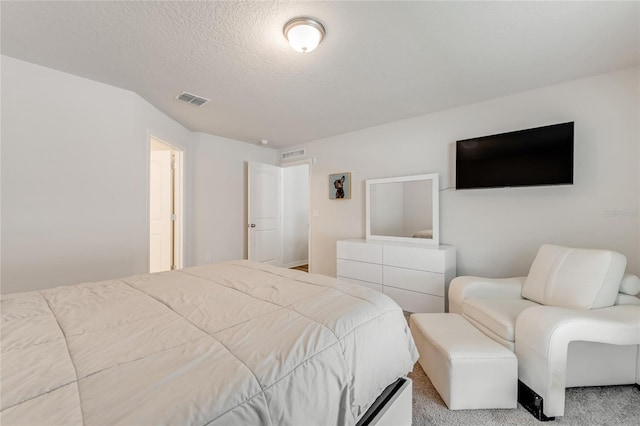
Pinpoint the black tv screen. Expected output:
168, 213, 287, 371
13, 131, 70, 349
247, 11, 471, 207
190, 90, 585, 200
455, 122, 574, 190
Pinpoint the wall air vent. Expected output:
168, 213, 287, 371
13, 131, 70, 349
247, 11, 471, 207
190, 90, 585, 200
281, 148, 306, 161
175, 91, 210, 106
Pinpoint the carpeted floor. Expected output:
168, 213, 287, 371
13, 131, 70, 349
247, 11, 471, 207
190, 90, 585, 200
408, 361, 640, 425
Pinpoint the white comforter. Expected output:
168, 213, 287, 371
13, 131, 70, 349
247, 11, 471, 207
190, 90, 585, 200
1, 260, 417, 425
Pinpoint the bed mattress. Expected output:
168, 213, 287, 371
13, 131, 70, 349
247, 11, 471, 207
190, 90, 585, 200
1, 260, 417, 425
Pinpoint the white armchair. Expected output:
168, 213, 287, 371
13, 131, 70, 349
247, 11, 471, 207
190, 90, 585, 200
449, 244, 640, 420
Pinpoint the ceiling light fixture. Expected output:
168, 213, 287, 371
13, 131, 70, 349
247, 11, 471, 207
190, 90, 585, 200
283, 17, 325, 53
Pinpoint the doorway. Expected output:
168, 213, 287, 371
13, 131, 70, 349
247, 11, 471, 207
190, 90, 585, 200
149, 136, 183, 273
281, 162, 310, 270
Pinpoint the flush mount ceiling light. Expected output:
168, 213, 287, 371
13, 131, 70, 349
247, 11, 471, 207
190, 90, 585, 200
283, 17, 325, 53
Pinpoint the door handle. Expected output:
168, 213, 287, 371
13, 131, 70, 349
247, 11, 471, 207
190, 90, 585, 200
250, 223, 256, 228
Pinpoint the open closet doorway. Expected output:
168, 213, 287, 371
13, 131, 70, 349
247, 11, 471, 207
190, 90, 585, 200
149, 136, 184, 273
281, 162, 310, 271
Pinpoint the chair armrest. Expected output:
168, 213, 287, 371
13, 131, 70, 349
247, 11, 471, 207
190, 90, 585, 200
515, 304, 640, 417
448, 276, 525, 314
516, 304, 640, 354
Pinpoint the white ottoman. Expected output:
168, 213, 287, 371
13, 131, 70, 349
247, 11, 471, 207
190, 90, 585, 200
409, 313, 517, 410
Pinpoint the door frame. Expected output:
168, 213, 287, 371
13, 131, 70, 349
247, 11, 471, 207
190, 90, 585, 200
280, 158, 313, 272
147, 132, 184, 272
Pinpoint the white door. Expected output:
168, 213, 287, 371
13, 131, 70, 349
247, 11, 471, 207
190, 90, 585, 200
149, 146, 173, 272
248, 162, 282, 266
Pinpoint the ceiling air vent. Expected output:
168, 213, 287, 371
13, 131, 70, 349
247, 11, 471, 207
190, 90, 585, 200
175, 91, 210, 106
281, 148, 306, 161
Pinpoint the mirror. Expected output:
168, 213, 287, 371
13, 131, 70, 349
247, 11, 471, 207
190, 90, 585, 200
366, 173, 439, 245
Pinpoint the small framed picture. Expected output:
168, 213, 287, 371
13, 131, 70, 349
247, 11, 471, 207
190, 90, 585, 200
329, 173, 351, 200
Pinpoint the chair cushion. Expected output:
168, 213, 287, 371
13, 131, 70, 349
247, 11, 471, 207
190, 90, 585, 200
522, 245, 626, 309
462, 298, 539, 343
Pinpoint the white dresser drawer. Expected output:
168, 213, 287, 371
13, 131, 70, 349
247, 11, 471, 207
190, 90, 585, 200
337, 240, 383, 263
338, 276, 383, 293
337, 259, 383, 284
384, 287, 444, 313
337, 239, 455, 312
383, 245, 445, 272
383, 266, 444, 296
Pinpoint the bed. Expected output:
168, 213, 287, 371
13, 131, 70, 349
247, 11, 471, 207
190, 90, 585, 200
1, 260, 418, 425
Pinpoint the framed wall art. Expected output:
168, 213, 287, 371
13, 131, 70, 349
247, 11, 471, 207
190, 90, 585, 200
329, 173, 351, 200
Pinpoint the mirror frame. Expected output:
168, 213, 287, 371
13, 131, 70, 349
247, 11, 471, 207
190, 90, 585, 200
365, 173, 439, 245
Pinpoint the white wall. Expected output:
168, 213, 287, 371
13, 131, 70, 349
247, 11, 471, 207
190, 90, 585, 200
190, 132, 277, 266
1, 56, 194, 293
1, 56, 276, 293
2, 57, 637, 292
282, 164, 309, 267
293, 68, 639, 278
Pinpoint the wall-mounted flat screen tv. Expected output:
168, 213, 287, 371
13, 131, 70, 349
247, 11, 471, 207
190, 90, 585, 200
455, 122, 574, 190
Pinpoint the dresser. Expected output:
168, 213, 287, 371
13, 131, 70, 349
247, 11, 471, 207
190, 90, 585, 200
336, 239, 456, 313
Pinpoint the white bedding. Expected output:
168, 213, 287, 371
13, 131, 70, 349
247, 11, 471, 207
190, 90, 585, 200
1, 260, 418, 425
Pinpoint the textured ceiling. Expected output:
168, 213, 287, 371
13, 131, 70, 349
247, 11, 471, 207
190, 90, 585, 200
2, 1, 639, 148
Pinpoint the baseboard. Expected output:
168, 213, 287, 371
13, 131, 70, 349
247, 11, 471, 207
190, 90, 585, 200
518, 380, 555, 422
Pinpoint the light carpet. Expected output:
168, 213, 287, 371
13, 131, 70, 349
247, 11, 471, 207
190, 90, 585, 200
408, 362, 640, 425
